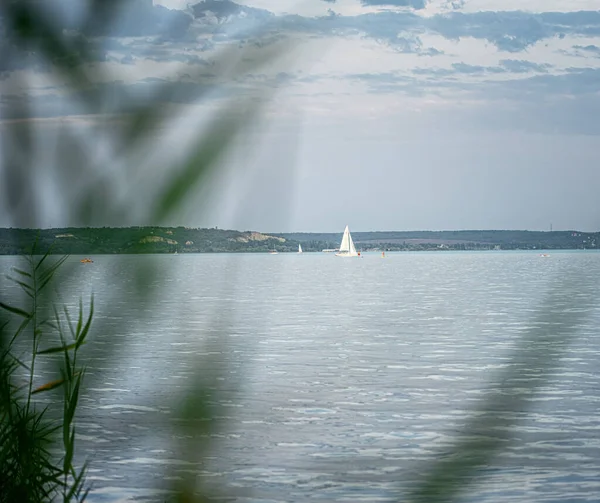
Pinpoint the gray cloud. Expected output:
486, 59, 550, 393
451, 62, 504, 74
572, 44, 600, 57
412, 60, 552, 76
187, 0, 274, 42
360, 0, 426, 9
499, 59, 552, 73
110, 39, 211, 64
443, 0, 465, 9
192, 0, 243, 19
191, 0, 271, 22
271, 9, 600, 53
429, 11, 600, 51
82, 2, 192, 39
409, 59, 551, 78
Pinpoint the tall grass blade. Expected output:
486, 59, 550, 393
152, 100, 264, 222
76, 298, 93, 348
8, 317, 32, 348
12, 268, 32, 279
37, 343, 79, 355
11, 355, 31, 372
63, 305, 77, 341
0, 302, 32, 319
34, 246, 56, 272
6, 276, 35, 298
65, 376, 82, 428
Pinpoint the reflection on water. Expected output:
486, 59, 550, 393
2, 251, 600, 502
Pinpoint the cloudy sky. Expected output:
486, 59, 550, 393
1, 0, 599, 231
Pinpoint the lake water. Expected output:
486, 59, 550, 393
2, 251, 600, 502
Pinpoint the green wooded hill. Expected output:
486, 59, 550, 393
0, 227, 598, 255
0, 227, 306, 255
276, 230, 599, 251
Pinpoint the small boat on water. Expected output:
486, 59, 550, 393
80, 258, 93, 263
298, 244, 303, 254
269, 250, 278, 255
335, 225, 359, 258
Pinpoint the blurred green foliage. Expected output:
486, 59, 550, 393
1, 247, 91, 502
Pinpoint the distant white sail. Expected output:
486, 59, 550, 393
336, 225, 358, 257
298, 244, 303, 253
339, 226, 350, 252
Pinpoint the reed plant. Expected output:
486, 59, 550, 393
1, 244, 91, 502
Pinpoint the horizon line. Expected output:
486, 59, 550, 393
1, 226, 598, 234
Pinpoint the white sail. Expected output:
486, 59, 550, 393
348, 232, 357, 255
298, 244, 303, 253
336, 225, 358, 257
339, 225, 350, 252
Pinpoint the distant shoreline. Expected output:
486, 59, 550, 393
1, 227, 598, 255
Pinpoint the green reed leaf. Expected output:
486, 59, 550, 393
12, 355, 31, 372
37, 342, 79, 356
37, 255, 68, 284
63, 305, 77, 341
0, 301, 32, 319
65, 460, 89, 502
76, 297, 93, 348
152, 99, 264, 222
12, 267, 32, 278
63, 427, 76, 477
8, 317, 32, 347
40, 319, 59, 331
61, 334, 73, 382
65, 375, 82, 427
34, 245, 55, 272
6, 276, 34, 298
76, 299, 83, 337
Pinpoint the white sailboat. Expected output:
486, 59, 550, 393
335, 225, 359, 257
298, 244, 303, 254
